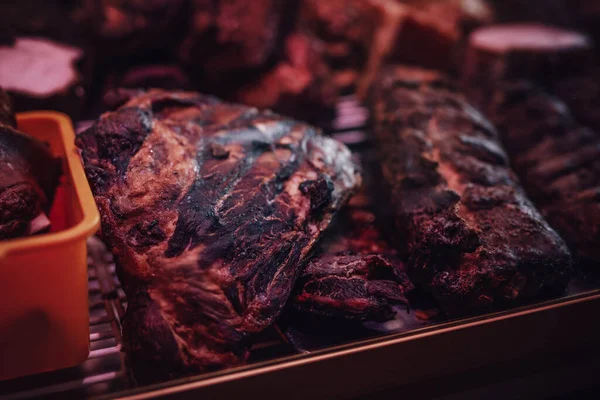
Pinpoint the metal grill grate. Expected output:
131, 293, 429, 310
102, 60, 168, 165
0, 97, 364, 399
0, 239, 130, 400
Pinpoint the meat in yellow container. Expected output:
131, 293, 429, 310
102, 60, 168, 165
0, 112, 100, 380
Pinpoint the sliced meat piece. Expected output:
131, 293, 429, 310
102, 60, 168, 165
76, 90, 360, 383
464, 24, 593, 107
294, 254, 411, 322
0, 88, 16, 128
483, 81, 600, 272
369, 66, 571, 315
293, 169, 414, 322
0, 124, 60, 239
0, 37, 87, 119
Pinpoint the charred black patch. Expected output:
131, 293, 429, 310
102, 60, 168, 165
79, 107, 153, 184
299, 176, 334, 213
370, 67, 572, 315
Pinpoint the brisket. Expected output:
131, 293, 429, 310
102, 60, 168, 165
76, 90, 360, 382
483, 82, 600, 273
293, 171, 414, 322
369, 66, 571, 315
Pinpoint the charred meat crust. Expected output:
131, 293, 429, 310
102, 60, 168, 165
485, 81, 600, 272
369, 66, 571, 315
76, 89, 360, 382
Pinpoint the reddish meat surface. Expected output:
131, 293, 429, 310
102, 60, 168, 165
369, 66, 571, 315
77, 89, 360, 382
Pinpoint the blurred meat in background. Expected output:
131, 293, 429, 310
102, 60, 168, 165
0, 0, 599, 127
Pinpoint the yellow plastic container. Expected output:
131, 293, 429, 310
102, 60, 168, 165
0, 112, 100, 380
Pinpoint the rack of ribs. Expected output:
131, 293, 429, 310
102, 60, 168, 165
76, 90, 360, 383
368, 66, 572, 315
483, 81, 600, 274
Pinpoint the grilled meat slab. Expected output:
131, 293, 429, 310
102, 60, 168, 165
293, 179, 414, 322
369, 66, 571, 315
484, 82, 600, 272
76, 90, 360, 382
